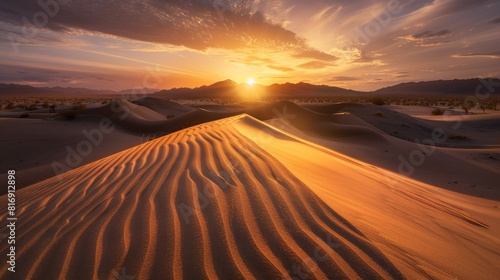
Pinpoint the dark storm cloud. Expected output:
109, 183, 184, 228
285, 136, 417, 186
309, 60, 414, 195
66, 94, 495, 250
0, 0, 334, 60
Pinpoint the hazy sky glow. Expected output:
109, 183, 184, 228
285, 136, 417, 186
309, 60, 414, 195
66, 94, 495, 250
1, 0, 499, 91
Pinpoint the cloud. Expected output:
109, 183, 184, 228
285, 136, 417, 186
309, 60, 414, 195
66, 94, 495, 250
298, 61, 331, 69
353, 51, 384, 64
489, 17, 500, 24
0, 0, 335, 60
329, 76, 359, 82
433, 0, 491, 16
267, 65, 295, 72
452, 52, 500, 59
89, 75, 114, 82
0, 64, 116, 85
391, 71, 410, 78
244, 56, 274, 64
398, 29, 452, 47
292, 48, 338, 61
412, 29, 451, 39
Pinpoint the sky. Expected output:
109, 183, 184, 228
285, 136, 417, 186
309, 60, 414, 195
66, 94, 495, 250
0, 0, 499, 91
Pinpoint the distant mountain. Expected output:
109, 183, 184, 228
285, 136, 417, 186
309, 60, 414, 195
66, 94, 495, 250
154, 79, 241, 98
375, 78, 500, 96
267, 82, 363, 97
0, 84, 117, 96
0, 83, 58, 96
202, 79, 239, 89
1, 78, 498, 98
0, 84, 164, 97
118, 88, 160, 95
154, 80, 365, 99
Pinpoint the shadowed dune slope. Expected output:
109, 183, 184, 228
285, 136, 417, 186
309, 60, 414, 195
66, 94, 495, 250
0, 115, 405, 280
80, 100, 387, 141
304, 103, 444, 143
132, 97, 195, 116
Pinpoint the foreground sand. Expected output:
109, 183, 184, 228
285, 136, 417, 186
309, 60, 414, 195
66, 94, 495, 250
0, 113, 499, 279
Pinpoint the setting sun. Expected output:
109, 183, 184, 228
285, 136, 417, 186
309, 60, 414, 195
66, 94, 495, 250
247, 78, 255, 85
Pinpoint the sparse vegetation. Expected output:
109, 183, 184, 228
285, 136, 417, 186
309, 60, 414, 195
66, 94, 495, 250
370, 97, 385, 106
431, 108, 444, 115
72, 103, 87, 110
60, 109, 78, 120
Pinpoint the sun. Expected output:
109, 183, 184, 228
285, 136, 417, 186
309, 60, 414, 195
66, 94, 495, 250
247, 78, 255, 85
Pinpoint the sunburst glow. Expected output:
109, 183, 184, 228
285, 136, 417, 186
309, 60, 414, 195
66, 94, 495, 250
247, 78, 255, 85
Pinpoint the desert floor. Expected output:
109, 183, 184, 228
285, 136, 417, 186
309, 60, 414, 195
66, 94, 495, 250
0, 99, 499, 279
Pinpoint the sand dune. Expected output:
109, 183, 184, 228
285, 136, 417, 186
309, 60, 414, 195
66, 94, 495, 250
236, 117, 500, 279
1, 114, 498, 279
133, 97, 195, 116
0, 114, 406, 280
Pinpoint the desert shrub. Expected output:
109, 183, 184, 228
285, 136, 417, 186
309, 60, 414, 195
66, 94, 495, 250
6, 103, 15, 109
461, 99, 476, 115
16, 104, 28, 110
370, 97, 385, 106
60, 109, 78, 120
42, 101, 49, 108
72, 103, 87, 110
19, 113, 30, 118
28, 104, 38, 111
431, 108, 444, 115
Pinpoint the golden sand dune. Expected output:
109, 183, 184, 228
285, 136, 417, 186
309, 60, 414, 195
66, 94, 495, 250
0, 115, 404, 280
1, 114, 498, 279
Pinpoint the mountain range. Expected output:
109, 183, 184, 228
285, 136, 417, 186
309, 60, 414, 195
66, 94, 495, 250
1, 78, 498, 98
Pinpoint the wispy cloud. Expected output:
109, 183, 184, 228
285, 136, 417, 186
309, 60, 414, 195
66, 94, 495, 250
412, 30, 452, 39
298, 61, 332, 69
329, 76, 359, 82
267, 65, 295, 72
452, 52, 500, 59
489, 17, 500, 24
